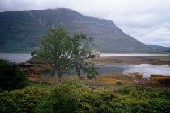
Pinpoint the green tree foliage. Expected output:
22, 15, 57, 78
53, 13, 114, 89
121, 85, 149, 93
71, 33, 98, 79
37, 28, 72, 83
0, 59, 27, 91
37, 28, 98, 82
83, 63, 98, 79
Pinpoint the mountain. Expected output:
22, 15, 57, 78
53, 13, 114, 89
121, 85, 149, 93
0, 8, 168, 52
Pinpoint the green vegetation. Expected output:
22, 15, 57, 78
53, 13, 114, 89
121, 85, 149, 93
71, 33, 98, 79
0, 87, 49, 113
117, 86, 170, 113
0, 79, 169, 113
37, 28, 98, 82
0, 59, 27, 91
37, 28, 72, 83
0, 10, 169, 112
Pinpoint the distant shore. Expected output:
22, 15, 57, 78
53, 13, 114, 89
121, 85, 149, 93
89, 55, 170, 65
100, 53, 170, 57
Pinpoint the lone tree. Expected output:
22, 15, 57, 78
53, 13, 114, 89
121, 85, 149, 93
71, 33, 98, 79
37, 28, 98, 82
37, 28, 72, 83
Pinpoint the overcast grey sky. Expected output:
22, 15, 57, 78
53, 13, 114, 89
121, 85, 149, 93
0, 0, 170, 47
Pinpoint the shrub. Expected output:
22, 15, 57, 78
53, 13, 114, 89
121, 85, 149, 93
79, 90, 116, 113
40, 79, 84, 113
114, 97, 170, 113
115, 86, 170, 113
1, 79, 169, 113
0, 87, 48, 113
0, 59, 27, 90
39, 79, 116, 113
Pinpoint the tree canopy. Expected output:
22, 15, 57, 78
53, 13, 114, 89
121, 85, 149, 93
37, 28, 98, 82
37, 28, 72, 82
71, 33, 98, 79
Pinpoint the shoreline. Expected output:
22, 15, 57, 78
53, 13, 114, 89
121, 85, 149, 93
100, 53, 170, 57
17, 55, 170, 86
88, 56, 170, 65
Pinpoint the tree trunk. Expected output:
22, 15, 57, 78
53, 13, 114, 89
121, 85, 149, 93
76, 65, 81, 79
57, 71, 62, 83
58, 75, 62, 83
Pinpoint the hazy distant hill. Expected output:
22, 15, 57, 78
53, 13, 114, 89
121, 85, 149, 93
0, 8, 168, 52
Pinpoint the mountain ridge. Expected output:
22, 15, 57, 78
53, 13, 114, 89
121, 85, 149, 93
0, 8, 168, 52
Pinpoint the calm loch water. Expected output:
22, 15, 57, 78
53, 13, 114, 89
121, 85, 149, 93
0, 53, 169, 77
96, 63, 170, 77
0, 53, 32, 63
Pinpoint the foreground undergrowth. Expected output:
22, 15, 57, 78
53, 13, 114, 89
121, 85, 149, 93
0, 79, 170, 113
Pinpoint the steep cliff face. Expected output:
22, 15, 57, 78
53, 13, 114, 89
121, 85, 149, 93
0, 8, 167, 52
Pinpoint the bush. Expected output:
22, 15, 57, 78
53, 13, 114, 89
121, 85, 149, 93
39, 79, 116, 113
114, 97, 170, 113
0, 87, 48, 113
45, 80, 84, 113
79, 90, 116, 113
1, 79, 169, 113
0, 59, 27, 90
115, 86, 170, 113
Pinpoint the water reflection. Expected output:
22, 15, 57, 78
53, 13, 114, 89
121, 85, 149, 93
96, 64, 170, 77
123, 64, 170, 77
